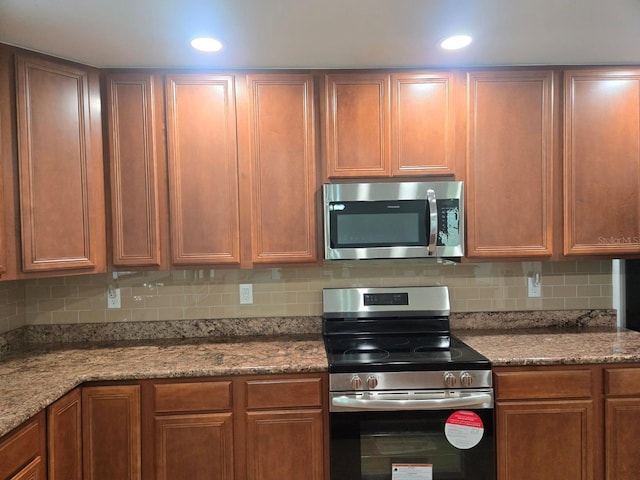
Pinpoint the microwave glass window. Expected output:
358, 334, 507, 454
329, 200, 428, 248
337, 213, 420, 246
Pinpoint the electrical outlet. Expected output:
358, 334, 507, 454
239, 284, 253, 304
527, 272, 542, 298
107, 287, 121, 308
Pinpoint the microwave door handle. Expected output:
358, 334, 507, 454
426, 189, 437, 256
332, 393, 492, 410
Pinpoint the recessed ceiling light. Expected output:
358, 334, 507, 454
440, 35, 472, 50
190, 37, 223, 53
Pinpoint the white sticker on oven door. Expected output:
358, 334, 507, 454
391, 463, 433, 480
444, 410, 484, 449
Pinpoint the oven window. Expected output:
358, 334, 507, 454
330, 409, 494, 480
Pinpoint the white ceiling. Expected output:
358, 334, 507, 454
1, 0, 640, 70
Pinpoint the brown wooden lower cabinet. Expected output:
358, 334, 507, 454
495, 364, 640, 480
82, 384, 142, 480
604, 367, 640, 480
495, 365, 601, 480
0, 411, 46, 480
245, 410, 324, 480
147, 373, 328, 480
155, 413, 234, 480
47, 387, 82, 480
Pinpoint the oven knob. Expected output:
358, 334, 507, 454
443, 371, 457, 387
350, 375, 363, 390
366, 375, 379, 389
459, 371, 473, 387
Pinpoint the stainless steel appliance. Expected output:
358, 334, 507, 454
323, 181, 464, 260
323, 286, 494, 480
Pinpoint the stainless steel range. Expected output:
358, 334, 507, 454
323, 286, 495, 480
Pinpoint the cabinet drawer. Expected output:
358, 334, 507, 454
154, 381, 232, 413
495, 368, 593, 400
605, 367, 640, 396
246, 377, 322, 410
0, 411, 44, 479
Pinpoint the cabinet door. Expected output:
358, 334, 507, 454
243, 74, 318, 265
165, 74, 240, 266
0, 46, 12, 279
155, 413, 234, 480
47, 388, 82, 480
106, 73, 166, 268
466, 70, 556, 258
245, 410, 324, 480
324, 73, 390, 177
14, 54, 105, 272
391, 72, 458, 176
0, 412, 46, 480
605, 398, 640, 480
82, 385, 141, 480
8, 457, 45, 480
564, 69, 640, 255
496, 400, 595, 480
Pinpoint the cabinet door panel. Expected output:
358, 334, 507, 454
467, 70, 555, 257
155, 413, 233, 480
497, 400, 594, 480
245, 410, 324, 480
106, 73, 163, 267
165, 75, 240, 265
325, 73, 390, 177
0, 412, 45, 480
245, 74, 318, 264
391, 72, 457, 175
564, 70, 640, 255
15, 54, 105, 271
605, 398, 640, 480
47, 388, 82, 480
82, 385, 141, 480
9, 456, 45, 480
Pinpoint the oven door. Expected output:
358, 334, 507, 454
329, 391, 494, 480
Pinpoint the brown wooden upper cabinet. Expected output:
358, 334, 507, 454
105, 73, 167, 268
14, 53, 106, 273
564, 69, 640, 256
324, 71, 459, 179
0, 46, 14, 279
240, 73, 319, 266
165, 74, 241, 266
466, 70, 557, 258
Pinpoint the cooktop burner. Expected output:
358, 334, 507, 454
324, 335, 488, 373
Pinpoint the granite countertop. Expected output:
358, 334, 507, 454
2, 310, 640, 439
457, 327, 640, 366
0, 335, 327, 438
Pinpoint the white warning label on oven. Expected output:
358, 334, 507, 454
392, 463, 433, 480
444, 410, 484, 450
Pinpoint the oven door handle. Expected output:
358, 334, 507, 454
332, 393, 492, 410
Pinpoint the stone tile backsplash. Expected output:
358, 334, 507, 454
9, 259, 611, 330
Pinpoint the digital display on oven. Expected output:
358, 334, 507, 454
363, 293, 409, 306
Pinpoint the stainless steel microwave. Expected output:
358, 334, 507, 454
323, 181, 464, 260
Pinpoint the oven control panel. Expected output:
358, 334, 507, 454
332, 370, 492, 392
